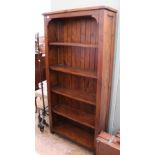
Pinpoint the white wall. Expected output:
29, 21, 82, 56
51, 0, 119, 11
50, 0, 120, 134
34, 0, 51, 35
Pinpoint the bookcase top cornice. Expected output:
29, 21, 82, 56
43, 6, 117, 16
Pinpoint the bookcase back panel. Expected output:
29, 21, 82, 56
57, 95, 95, 114
49, 46, 97, 72
53, 114, 94, 134
58, 47, 97, 71
48, 16, 98, 44
48, 47, 58, 65
50, 72, 97, 95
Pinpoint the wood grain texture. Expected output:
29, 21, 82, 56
97, 10, 116, 133
53, 120, 94, 149
43, 7, 117, 151
43, 6, 117, 16
52, 87, 96, 106
44, 18, 53, 133
50, 65, 97, 79
49, 42, 98, 48
53, 104, 95, 129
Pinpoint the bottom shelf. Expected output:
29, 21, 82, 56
53, 121, 94, 149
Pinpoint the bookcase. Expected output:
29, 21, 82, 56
43, 6, 117, 150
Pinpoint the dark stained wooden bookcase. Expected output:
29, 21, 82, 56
43, 6, 117, 151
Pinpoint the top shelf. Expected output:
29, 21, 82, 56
49, 42, 98, 48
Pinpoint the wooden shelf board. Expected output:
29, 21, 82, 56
52, 87, 96, 106
50, 65, 97, 79
53, 121, 94, 149
53, 104, 95, 129
49, 42, 98, 48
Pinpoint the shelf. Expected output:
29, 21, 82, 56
53, 104, 95, 129
52, 87, 96, 106
50, 65, 97, 79
53, 121, 94, 149
49, 42, 98, 48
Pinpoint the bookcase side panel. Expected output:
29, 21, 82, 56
96, 10, 116, 135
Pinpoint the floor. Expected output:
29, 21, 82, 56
35, 114, 94, 155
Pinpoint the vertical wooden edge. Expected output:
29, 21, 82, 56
44, 16, 53, 133
95, 9, 104, 138
95, 9, 117, 144
105, 11, 117, 130
94, 10, 104, 154
96, 138, 100, 155
102, 10, 117, 131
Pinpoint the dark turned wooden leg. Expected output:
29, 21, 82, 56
35, 96, 37, 113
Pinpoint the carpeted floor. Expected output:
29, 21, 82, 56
35, 114, 94, 155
